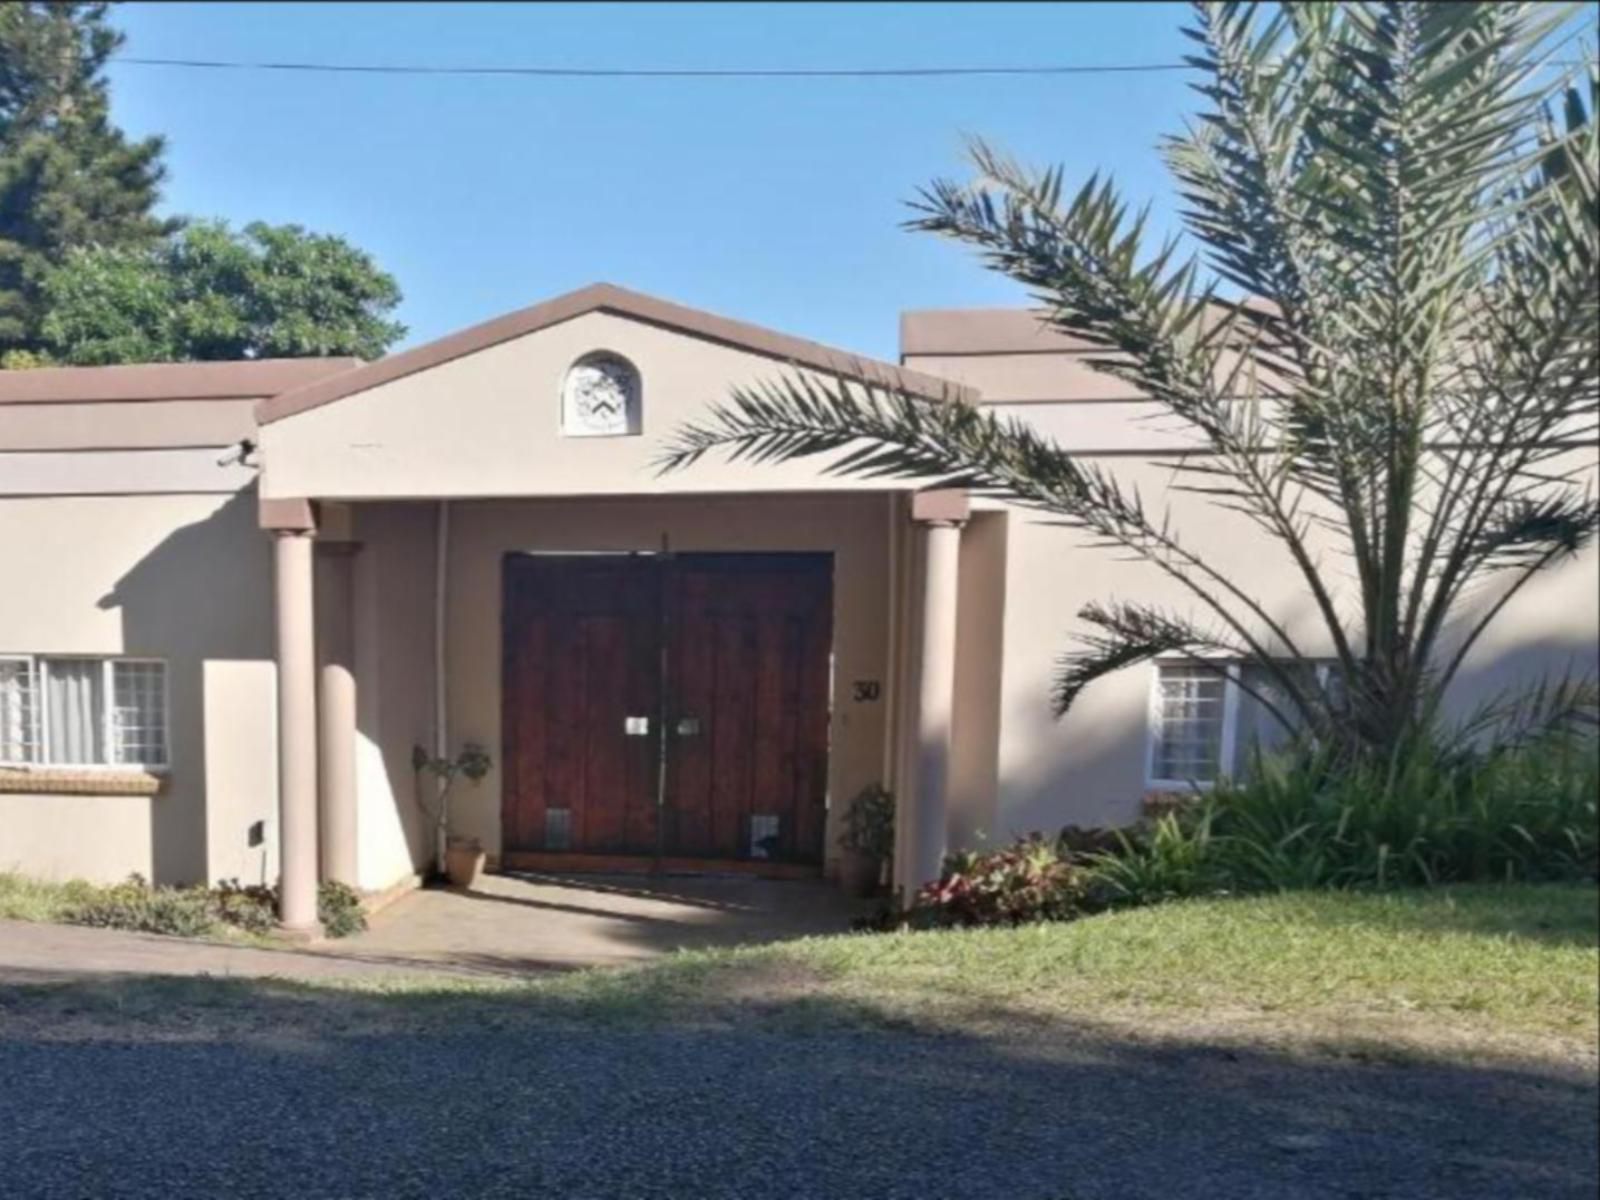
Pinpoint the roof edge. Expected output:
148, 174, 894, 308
900, 307, 1098, 357
0, 357, 363, 406
256, 283, 977, 425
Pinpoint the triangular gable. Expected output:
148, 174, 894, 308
256, 283, 975, 425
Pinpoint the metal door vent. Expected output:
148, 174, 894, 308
749, 814, 780, 859
545, 808, 572, 851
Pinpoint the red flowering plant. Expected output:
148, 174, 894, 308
911, 833, 1085, 928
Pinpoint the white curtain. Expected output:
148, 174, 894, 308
0, 661, 32, 762
44, 660, 104, 765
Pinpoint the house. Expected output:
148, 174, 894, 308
2, 283, 1595, 929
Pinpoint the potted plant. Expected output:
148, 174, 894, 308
443, 836, 487, 889
412, 741, 493, 885
838, 783, 894, 898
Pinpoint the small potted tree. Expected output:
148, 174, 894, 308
412, 742, 493, 887
837, 783, 894, 898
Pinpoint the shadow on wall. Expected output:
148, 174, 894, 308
991, 625, 1599, 844
97, 486, 275, 886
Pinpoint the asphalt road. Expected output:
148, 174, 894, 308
2, 1019, 1594, 1199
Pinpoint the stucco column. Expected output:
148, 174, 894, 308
908, 489, 969, 891
316, 544, 358, 889
274, 528, 320, 934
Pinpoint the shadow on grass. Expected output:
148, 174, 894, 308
0, 967, 1595, 1200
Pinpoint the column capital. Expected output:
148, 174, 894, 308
910, 488, 970, 527
260, 496, 318, 534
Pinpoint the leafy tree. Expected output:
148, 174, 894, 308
39, 219, 406, 363
666, 2, 1600, 763
0, 2, 173, 355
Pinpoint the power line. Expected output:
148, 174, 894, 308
109, 49, 1596, 82
113, 55, 1197, 79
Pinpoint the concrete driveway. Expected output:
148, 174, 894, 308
329, 870, 872, 975
0, 872, 872, 986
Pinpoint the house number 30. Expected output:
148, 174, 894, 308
852, 680, 881, 702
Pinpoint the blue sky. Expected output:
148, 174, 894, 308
107, 2, 1199, 361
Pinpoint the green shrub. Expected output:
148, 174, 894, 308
1087, 733, 1600, 905
209, 878, 367, 938
911, 834, 1085, 927
70, 875, 219, 939
317, 880, 366, 938
59, 875, 368, 940
839, 783, 895, 860
1086, 810, 1233, 906
211, 879, 279, 935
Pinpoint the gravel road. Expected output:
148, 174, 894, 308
2, 1017, 1594, 1199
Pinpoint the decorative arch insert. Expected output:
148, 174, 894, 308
560, 351, 641, 437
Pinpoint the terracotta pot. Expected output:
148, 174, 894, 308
444, 838, 486, 888
839, 849, 883, 898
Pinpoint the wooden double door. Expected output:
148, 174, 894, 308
501, 553, 833, 868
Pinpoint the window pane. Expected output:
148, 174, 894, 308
0, 659, 38, 763
112, 661, 168, 766
1232, 663, 1307, 774
1153, 664, 1226, 782
43, 659, 105, 765
1232, 662, 1342, 775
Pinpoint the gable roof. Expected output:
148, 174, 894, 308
256, 283, 976, 425
901, 307, 1101, 357
0, 357, 361, 406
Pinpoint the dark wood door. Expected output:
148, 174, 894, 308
663, 554, 833, 864
501, 552, 833, 866
501, 555, 662, 856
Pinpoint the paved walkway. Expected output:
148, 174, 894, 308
0, 918, 446, 985
0, 872, 870, 984
336, 870, 871, 974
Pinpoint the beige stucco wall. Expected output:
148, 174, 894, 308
0, 793, 154, 884
948, 511, 1008, 847
0, 491, 276, 883
906, 331, 1600, 837
259, 310, 914, 501
202, 659, 279, 887
348, 503, 439, 892
438, 492, 896, 866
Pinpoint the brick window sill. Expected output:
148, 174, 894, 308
0, 767, 166, 796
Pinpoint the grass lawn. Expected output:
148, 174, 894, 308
4, 881, 1594, 1067
0, 872, 103, 923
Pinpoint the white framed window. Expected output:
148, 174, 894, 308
0, 655, 168, 770
1148, 659, 1337, 788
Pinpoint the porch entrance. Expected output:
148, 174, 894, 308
500, 552, 833, 872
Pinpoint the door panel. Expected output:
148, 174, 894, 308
664, 554, 833, 864
501, 556, 660, 856
502, 552, 832, 865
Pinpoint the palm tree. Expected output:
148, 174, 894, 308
663, 1, 1599, 765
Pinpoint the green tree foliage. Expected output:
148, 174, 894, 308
0, 2, 173, 355
40, 219, 406, 363
666, 2, 1600, 763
